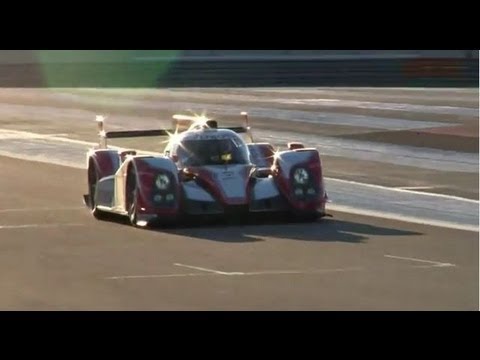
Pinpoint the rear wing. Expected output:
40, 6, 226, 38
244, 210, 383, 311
239, 112, 254, 143
172, 112, 254, 142
95, 111, 254, 148
96, 116, 173, 148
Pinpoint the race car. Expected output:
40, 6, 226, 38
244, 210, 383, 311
83, 112, 329, 227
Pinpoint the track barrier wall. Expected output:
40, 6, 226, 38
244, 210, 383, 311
0, 50, 477, 87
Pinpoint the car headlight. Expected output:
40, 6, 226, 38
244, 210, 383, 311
293, 168, 309, 185
294, 188, 304, 196
155, 174, 170, 190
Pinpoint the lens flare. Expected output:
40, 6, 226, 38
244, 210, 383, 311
270, 148, 282, 171
172, 111, 212, 131
271, 147, 282, 162
163, 127, 181, 145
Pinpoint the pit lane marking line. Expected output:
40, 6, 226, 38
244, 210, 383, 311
384, 254, 456, 268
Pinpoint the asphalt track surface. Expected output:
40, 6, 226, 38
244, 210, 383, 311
0, 157, 477, 310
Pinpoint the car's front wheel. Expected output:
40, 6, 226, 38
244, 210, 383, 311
127, 189, 139, 226
88, 163, 108, 220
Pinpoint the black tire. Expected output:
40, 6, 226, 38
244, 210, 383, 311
92, 206, 109, 220
88, 163, 109, 221
127, 189, 139, 226
126, 166, 142, 227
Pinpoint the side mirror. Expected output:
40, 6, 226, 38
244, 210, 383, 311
119, 150, 137, 162
255, 167, 272, 178
288, 142, 305, 150
180, 168, 195, 181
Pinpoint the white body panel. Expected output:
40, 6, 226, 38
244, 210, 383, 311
201, 165, 249, 202
252, 177, 281, 200
182, 181, 216, 202
113, 158, 129, 212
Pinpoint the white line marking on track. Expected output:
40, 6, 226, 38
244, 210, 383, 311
328, 178, 479, 204
174, 263, 232, 275
0, 129, 159, 157
105, 265, 364, 280
105, 273, 214, 280
0, 150, 86, 169
0, 223, 85, 230
396, 186, 440, 190
329, 204, 479, 233
384, 255, 456, 268
233, 267, 364, 276
0, 207, 84, 213
175, 263, 363, 277
43, 133, 70, 137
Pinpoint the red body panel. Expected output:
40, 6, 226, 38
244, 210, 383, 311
132, 159, 181, 217
273, 150, 326, 212
90, 150, 120, 179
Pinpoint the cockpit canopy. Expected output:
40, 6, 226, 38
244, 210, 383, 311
176, 132, 250, 167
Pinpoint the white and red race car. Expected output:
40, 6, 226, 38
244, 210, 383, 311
84, 113, 329, 227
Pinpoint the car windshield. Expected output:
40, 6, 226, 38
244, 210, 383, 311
178, 138, 250, 166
